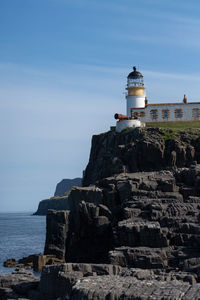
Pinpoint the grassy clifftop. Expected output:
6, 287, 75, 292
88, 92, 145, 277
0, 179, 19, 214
83, 126, 200, 186
146, 121, 200, 129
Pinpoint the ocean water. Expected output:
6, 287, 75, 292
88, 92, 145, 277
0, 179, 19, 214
0, 212, 46, 274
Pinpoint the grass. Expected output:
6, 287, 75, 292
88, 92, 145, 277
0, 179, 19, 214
145, 122, 200, 141
160, 130, 178, 141
146, 121, 200, 129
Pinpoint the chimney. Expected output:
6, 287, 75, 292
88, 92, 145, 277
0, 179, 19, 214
183, 94, 187, 104
145, 96, 148, 107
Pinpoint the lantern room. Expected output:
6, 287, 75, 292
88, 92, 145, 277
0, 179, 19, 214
127, 66, 144, 87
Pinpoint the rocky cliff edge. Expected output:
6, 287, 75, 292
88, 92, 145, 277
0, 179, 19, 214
3, 127, 200, 300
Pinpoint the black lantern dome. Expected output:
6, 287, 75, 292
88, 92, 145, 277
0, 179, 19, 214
127, 66, 144, 87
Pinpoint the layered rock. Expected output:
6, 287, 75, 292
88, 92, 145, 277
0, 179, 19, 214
44, 210, 69, 260
0, 269, 39, 300
54, 178, 82, 196
3, 264, 200, 300
3, 128, 200, 299
83, 127, 200, 186
34, 178, 82, 215
54, 166, 200, 274
33, 195, 70, 216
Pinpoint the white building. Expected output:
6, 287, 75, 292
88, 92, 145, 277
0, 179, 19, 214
115, 67, 200, 132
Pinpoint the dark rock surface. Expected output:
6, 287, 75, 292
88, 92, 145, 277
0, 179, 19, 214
0, 269, 39, 300
61, 167, 200, 270
54, 178, 82, 196
43, 165, 200, 298
33, 195, 70, 216
3, 263, 200, 299
4, 128, 200, 299
44, 210, 69, 260
34, 178, 82, 215
3, 254, 64, 274
83, 127, 200, 186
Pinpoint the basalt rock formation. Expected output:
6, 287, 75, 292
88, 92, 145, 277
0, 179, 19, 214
54, 178, 82, 196
3, 128, 200, 299
83, 127, 200, 186
39, 128, 200, 299
34, 178, 82, 215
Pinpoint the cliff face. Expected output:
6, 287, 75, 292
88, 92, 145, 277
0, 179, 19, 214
83, 128, 200, 186
54, 178, 82, 196
44, 128, 200, 265
33, 195, 70, 216
34, 178, 82, 215
40, 128, 200, 299
7, 128, 200, 299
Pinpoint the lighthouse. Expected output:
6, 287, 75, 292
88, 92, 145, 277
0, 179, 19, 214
114, 66, 200, 132
114, 66, 145, 132
126, 66, 146, 117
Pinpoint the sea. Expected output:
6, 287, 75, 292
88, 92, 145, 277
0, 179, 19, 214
0, 212, 46, 274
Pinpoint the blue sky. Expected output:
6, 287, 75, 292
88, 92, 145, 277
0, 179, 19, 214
1, 0, 200, 212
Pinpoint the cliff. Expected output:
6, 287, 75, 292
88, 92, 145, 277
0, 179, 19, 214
33, 178, 82, 215
3, 128, 200, 299
40, 127, 200, 299
54, 178, 82, 196
83, 127, 200, 186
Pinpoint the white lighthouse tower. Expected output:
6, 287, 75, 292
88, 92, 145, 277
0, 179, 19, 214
115, 66, 145, 132
126, 66, 146, 117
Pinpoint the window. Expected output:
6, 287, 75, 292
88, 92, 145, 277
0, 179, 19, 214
150, 109, 158, 120
131, 110, 139, 119
140, 111, 145, 118
193, 108, 200, 120
175, 109, 183, 118
162, 109, 170, 119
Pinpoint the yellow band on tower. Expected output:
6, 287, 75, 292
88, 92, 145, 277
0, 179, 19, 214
126, 86, 145, 97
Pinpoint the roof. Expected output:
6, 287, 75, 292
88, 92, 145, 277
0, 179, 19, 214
127, 66, 143, 79
132, 102, 200, 110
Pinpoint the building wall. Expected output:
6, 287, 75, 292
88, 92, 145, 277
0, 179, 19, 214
131, 103, 200, 123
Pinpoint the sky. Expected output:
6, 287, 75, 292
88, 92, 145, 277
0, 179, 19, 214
1, 0, 200, 212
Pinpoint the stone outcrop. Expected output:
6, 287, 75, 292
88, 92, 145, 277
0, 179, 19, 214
3, 128, 200, 299
44, 210, 69, 260
54, 178, 82, 196
0, 269, 39, 300
83, 127, 200, 186
33, 178, 82, 215
42, 166, 200, 298
33, 195, 69, 216
3, 254, 64, 273
49, 166, 200, 273
3, 264, 200, 299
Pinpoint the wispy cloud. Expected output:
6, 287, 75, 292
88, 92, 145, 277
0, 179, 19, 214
1, 61, 200, 211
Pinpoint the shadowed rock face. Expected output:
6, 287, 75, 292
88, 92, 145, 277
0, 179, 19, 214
83, 128, 200, 186
40, 129, 200, 299
3, 128, 200, 299
34, 178, 82, 215
44, 210, 69, 260
33, 195, 70, 216
54, 178, 82, 196
59, 166, 200, 269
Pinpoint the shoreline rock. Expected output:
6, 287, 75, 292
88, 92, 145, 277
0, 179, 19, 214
3, 128, 200, 299
2, 263, 200, 299
3, 254, 64, 273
